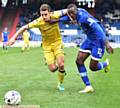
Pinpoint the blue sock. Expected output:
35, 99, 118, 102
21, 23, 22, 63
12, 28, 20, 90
77, 64, 91, 86
97, 62, 108, 70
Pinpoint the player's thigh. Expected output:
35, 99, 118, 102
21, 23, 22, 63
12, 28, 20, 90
54, 41, 64, 60
76, 51, 90, 64
44, 46, 58, 72
53, 41, 64, 66
77, 39, 91, 64
44, 51, 55, 65
77, 51, 90, 61
43, 46, 55, 65
80, 39, 91, 53
91, 40, 105, 61
56, 55, 64, 66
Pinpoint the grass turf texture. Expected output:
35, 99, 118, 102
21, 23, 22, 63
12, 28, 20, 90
0, 47, 120, 108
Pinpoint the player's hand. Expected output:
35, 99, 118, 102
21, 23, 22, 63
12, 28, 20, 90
106, 44, 114, 54
106, 46, 114, 54
105, 40, 114, 54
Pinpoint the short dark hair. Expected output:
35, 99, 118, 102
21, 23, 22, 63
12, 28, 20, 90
67, 4, 77, 10
40, 4, 51, 12
67, 4, 78, 14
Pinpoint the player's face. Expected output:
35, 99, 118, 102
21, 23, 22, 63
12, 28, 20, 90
40, 10, 50, 22
4, 27, 8, 31
68, 7, 77, 20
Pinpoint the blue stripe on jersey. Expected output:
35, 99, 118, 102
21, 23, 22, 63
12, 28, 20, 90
61, 10, 64, 16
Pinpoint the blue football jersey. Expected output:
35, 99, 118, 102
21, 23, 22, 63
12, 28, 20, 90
2, 31, 9, 42
59, 8, 106, 42
76, 8, 106, 41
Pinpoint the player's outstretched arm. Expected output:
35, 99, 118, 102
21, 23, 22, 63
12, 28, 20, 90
61, 9, 68, 16
54, 9, 68, 17
105, 40, 114, 54
8, 25, 28, 45
48, 9, 68, 23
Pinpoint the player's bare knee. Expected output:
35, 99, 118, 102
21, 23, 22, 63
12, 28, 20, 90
50, 67, 57, 72
89, 64, 97, 71
76, 58, 84, 65
58, 62, 64, 70
49, 65, 58, 72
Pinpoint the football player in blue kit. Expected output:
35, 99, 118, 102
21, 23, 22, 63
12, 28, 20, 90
59, 4, 113, 93
2, 27, 9, 52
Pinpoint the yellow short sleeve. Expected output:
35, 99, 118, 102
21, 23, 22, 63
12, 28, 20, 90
28, 18, 41, 28
52, 10, 62, 19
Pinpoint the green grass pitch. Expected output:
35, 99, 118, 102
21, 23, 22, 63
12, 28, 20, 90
0, 47, 120, 108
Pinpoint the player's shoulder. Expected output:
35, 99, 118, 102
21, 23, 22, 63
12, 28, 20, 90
34, 17, 42, 22
77, 8, 87, 21
78, 8, 89, 16
50, 11, 57, 18
29, 17, 42, 25
78, 8, 85, 13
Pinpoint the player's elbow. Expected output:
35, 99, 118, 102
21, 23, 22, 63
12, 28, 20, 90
22, 25, 28, 31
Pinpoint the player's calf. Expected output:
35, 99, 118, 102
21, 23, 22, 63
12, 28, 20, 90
57, 70, 66, 91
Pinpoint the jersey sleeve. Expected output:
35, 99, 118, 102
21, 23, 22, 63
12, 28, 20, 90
52, 10, 65, 19
78, 13, 94, 26
59, 16, 70, 22
91, 23, 107, 42
28, 18, 40, 29
86, 17, 106, 41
